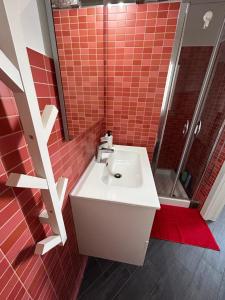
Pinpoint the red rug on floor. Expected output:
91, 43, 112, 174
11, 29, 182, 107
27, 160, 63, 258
150, 205, 220, 251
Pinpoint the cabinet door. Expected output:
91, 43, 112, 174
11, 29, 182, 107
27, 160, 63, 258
72, 197, 156, 266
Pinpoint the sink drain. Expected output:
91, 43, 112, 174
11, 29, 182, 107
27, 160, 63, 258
114, 173, 122, 179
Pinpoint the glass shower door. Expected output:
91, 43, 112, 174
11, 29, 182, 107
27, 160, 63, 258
154, 1, 225, 200
175, 36, 225, 199
155, 45, 213, 198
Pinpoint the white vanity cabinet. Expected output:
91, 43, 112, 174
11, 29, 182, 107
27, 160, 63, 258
71, 197, 157, 266
70, 145, 160, 266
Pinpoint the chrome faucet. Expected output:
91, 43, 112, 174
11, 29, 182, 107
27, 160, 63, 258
96, 142, 114, 163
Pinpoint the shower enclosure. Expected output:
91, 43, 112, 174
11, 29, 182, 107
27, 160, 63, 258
153, 1, 225, 206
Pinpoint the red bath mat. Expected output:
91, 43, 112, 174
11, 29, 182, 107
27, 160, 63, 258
150, 205, 220, 251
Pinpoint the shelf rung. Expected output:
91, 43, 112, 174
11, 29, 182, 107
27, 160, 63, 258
56, 177, 68, 208
35, 235, 61, 255
41, 105, 58, 142
6, 173, 48, 189
39, 210, 49, 224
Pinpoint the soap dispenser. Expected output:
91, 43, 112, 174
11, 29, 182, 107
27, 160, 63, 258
100, 131, 113, 149
107, 131, 113, 149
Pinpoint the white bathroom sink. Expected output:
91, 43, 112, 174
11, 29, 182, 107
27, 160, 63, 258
71, 145, 160, 209
101, 150, 142, 188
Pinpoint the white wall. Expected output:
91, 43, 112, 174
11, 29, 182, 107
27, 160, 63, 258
0, 0, 53, 71
6, 0, 52, 57
183, 2, 225, 46
0, 1, 19, 68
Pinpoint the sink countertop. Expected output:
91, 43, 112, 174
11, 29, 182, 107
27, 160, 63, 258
70, 145, 160, 209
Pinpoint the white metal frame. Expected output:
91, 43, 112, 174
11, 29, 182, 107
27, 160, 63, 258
201, 162, 225, 221
170, 17, 225, 197
44, 0, 69, 140
1, 0, 68, 255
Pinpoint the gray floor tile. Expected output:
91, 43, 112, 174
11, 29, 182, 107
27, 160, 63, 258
172, 243, 204, 274
78, 258, 103, 296
114, 261, 161, 300
142, 260, 193, 300
96, 258, 114, 273
80, 264, 131, 300
183, 259, 223, 300
218, 274, 225, 300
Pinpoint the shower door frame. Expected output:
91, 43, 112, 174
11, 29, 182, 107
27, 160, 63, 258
153, 2, 225, 206
169, 17, 225, 198
152, 2, 190, 173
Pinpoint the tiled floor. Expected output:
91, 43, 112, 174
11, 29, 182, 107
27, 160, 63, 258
78, 207, 225, 300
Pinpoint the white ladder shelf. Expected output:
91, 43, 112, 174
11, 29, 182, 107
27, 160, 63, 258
0, 2, 68, 255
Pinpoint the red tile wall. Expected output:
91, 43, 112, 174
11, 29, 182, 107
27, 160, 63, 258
53, 7, 105, 137
0, 48, 104, 299
53, 2, 180, 158
0, 4, 224, 299
105, 2, 180, 159
158, 46, 213, 170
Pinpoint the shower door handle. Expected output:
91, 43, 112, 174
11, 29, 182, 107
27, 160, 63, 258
182, 120, 189, 136
194, 120, 202, 136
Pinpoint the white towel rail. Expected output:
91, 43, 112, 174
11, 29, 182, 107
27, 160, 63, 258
1, 0, 68, 255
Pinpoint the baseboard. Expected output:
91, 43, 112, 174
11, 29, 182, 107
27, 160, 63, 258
72, 256, 88, 300
159, 196, 190, 208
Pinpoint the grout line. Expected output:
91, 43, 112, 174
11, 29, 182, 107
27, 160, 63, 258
28, 257, 58, 300
0, 265, 11, 280
10, 286, 24, 300
0, 144, 29, 160
4, 157, 33, 174
30, 64, 53, 72
0, 114, 20, 120
0, 268, 19, 298
0, 129, 24, 141
9, 186, 59, 299
0, 95, 15, 99
0, 142, 29, 158
0, 209, 24, 240
0, 249, 33, 299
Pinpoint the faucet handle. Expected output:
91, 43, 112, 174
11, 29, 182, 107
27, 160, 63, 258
100, 136, 108, 142
101, 131, 112, 142
99, 141, 108, 148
